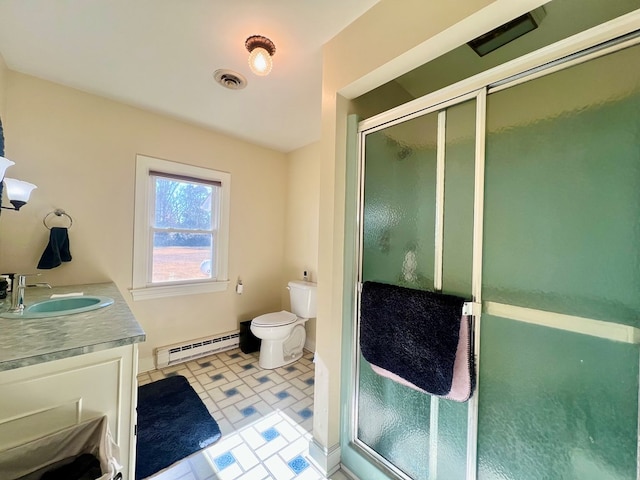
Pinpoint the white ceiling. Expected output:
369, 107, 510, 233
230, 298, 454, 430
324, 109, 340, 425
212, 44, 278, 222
0, 0, 381, 153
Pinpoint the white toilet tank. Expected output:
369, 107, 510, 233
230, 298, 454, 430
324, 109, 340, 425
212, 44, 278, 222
288, 280, 317, 319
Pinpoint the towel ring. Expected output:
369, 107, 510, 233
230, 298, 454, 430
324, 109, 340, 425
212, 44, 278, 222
43, 209, 73, 230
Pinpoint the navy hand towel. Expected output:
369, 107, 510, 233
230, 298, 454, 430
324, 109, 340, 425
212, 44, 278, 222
360, 281, 466, 396
37, 227, 72, 269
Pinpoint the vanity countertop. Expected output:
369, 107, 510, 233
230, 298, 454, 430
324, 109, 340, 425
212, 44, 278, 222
0, 282, 145, 372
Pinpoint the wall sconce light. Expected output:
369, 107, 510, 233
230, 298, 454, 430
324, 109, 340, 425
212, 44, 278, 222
245, 35, 276, 76
0, 156, 37, 211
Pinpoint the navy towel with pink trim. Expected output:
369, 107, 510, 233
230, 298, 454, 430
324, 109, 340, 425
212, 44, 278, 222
360, 281, 474, 401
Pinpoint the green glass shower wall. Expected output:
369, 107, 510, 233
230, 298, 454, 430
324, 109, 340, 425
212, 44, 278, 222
362, 113, 438, 289
359, 112, 439, 478
442, 100, 476, 298
353, 42, 640, 480
358, 356, 433, 478
358, 102, 477, 478
483, 45, 640, 326
435, 99, 477, 479
478, 314, 639, 480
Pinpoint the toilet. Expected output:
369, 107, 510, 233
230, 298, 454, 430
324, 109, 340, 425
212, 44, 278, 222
250, 280, 317, 369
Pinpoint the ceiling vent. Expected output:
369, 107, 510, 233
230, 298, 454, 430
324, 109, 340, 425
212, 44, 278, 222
468, 6, 546, 57
213, 69, 247, 90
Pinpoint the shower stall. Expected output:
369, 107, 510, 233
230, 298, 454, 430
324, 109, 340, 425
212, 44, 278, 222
341, 15, 640, 480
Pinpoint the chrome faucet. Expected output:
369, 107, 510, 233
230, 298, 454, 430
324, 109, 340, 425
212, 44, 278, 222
8, 274, 52, 313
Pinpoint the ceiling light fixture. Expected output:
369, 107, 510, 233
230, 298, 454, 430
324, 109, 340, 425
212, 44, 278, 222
245, 35, 276, 76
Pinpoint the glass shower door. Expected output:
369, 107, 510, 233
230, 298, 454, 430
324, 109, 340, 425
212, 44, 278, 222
356, 96, 477, 479
349, 33, 640, 480
478, 42, 640, 480
358, 111, 439, 480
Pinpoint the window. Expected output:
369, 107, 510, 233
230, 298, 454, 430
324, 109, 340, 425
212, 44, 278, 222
131, 155, 230, 300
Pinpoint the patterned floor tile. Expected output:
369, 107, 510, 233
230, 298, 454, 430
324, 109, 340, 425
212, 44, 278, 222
232, 442, 261, 471
298, 417, 314, 433
240, 426, 268, 450
297, 468, 325, 480
221, 405, 246, 425
274, 421, 307, 443
243, 464, 270, 480
278, 429, 308, 450
216, 416, 235, 437
213, 451, 236, 470
150, 458, 193, 480
264, 454, 296, 480
241, 405, 258, 417
139, 347, 350, 480
261, 426, 280, 442
186, 452, 216, 479
288, 455, 310, 475
298, 408, 313, 419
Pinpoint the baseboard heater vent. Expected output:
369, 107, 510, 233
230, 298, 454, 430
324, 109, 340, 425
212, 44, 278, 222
155, 330, 240, 368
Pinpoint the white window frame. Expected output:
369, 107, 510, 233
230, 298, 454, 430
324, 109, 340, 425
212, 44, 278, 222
131, 154, 230, 300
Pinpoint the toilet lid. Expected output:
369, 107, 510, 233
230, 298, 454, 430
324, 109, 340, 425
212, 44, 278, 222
252, 310, 297, 327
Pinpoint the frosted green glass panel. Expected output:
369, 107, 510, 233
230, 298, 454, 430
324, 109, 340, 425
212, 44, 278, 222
357, 357, 432, 478
434, 398, 468, 479
435, 100, 476, 477
484, 44, 640, 326
359, 112, 438, 478
442, 100, 475, 298
362, 113, 438, 288
478, 314, 639, 480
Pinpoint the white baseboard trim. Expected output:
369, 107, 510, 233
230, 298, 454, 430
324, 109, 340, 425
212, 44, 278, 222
308, 438, 341, 476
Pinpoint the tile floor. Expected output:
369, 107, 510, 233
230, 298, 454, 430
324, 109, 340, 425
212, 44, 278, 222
137, 348, 350, 480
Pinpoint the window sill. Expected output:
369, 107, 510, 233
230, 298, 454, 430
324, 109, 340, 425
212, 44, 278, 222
130, 281, 229, 301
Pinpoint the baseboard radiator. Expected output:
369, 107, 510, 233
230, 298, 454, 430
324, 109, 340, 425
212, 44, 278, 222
155, 330, 240, 368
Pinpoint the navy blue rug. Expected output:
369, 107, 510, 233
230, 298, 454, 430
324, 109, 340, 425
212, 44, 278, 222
136, 375, 221, 480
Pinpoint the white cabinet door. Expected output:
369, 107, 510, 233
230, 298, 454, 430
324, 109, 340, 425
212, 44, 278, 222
0, 344, 138, 480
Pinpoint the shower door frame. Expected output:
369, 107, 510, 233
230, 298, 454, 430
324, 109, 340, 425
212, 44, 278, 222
342, 10, 640, 480
353, 89, 486, 480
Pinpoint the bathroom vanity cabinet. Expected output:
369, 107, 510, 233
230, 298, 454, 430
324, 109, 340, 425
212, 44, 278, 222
0, 282, 145, 480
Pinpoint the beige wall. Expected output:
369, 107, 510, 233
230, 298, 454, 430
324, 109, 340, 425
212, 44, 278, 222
0, 71, 288, 371
283, 142, 320, 348
0, 53, 6, 119
313, 0, 550, 461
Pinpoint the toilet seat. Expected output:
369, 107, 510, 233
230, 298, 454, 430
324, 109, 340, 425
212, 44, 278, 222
252, 310, 297, 327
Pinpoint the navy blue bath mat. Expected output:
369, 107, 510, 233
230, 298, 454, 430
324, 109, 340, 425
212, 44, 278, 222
136, 375, 221, 480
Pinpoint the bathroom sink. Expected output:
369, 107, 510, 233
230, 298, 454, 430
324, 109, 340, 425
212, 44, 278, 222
0, 296, 114, 319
